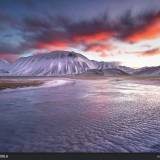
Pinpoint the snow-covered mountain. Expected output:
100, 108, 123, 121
0, 60, 11, 74
9, 51, 134, 76
3, 50, 160, 76
93, 61, 135, 74
9, 51, 98, 76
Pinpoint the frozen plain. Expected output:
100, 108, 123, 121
0, 77, 160, 152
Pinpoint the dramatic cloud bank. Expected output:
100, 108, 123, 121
0, 0, 159, 67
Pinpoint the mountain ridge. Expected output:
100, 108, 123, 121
0, 51, 159, 76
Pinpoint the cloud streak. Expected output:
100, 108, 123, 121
141, 48, 160, 56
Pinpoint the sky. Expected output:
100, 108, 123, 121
0, 0, 160, 68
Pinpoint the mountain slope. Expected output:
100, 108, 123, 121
133, 66, 160, 76
103, 68, 129, 76
94, 61, 134, 74
76, 68, 129, 77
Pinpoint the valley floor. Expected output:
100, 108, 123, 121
0, 76, 160, 152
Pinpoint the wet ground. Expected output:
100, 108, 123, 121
0, 77, 160, 152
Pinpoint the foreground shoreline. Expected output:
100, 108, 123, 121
0, 79, 45, 90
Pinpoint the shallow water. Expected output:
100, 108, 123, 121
0, 77, 160, 152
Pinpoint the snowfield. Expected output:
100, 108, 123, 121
0, 77, 160, 152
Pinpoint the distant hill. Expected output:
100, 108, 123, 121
133, 66, 160, 76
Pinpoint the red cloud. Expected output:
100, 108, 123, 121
85, 43, 112, 52
141, 48, 160, 56
36, 41, 69, 51
127, 17, 160, 42
73, 32, 114, 43
100, 52, 108, 58
0, 53, 18, 62
33, 32, 114, 52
